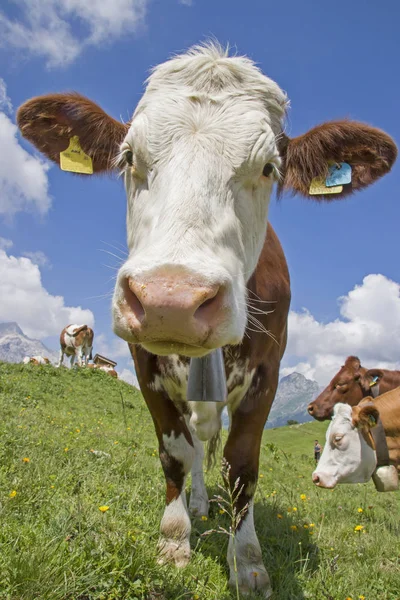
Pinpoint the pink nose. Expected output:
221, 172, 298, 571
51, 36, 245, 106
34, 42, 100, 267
121, 275, 226, 345
312, 473, 320, 485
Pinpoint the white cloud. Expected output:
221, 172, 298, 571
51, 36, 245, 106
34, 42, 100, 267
0, 78, 12, 113
0, 237, 13, 250
284, 274, 400, 386
120, 368, 140, 388
0, 248, 94, 339
22, 250, 51, 268
0, 0, 148, 68
96, 333, 132, 360
0, 112, 51, 218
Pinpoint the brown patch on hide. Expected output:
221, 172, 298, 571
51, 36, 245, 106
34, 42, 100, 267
17, 93, 128, 173
278, 120, 397, 199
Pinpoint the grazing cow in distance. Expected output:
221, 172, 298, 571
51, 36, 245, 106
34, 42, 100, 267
308, 356, 400, 421
17, 43, 397, 597
23, 356, 50, 365
58, 324, 94, 367
312, 390, 400, 490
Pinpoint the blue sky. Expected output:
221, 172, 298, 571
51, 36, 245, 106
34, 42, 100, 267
0, 0, 399, 384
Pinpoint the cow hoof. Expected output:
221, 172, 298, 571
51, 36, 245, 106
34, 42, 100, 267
157, 538, 191, 568
229, 565, 272, 598
189, 495, 209, 517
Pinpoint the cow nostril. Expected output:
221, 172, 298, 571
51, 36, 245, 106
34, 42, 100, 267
194, 286, 223, 322
122, 278, 145, 322
312, 474, 320, 485
308, 404, 314, 415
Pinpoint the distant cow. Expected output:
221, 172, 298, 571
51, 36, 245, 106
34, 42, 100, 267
307, 356, 400, 420
23, 356, 50, 365
87, 363, 118, 378
312, 390, 400, 490
58, 324, 94, 367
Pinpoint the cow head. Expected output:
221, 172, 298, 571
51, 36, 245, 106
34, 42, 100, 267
312, 401, 379, 488
16, 44, 397, 357
308, 356, 385, 420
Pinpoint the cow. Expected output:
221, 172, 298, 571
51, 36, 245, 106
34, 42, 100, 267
312, 391, 400, 490
87, 363, 118, 378
16, 43, 396, 597
307, 356, 400, 421
22, 356, 51, 365
58, 324, 94, 367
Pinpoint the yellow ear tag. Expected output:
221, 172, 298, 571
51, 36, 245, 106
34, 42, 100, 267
309, 176, 343, 195
60, 136, 93, 175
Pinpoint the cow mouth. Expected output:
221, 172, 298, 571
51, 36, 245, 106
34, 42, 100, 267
141, 340, 214, 357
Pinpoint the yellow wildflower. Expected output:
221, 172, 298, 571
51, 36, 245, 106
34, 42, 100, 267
290, 525, 297, 531
309, 523, 315, 528
201, 515, 208, 521
64, 447, 69, 452
277, 514, 283, 519
354, 525, 364, 532
259, 474, 264, 478
357, 508, 363, 513
193, 595, 200, 600
219, 509, 225, 514
9, 490, 17, 498
114, 441, 119, 445
359, 596, 366, 600
292, 507, 297, 512
303, 524, 309, 529
22, 457, 30, 463
300, 494, 307, 501
76, 429, 80, 433
99, 505, 110, 513
287, 507, 292, 512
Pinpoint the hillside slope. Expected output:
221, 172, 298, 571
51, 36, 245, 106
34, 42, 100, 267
0, 362, 399, 600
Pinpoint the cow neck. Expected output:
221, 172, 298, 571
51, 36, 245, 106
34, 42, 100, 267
361, 401, 390, 468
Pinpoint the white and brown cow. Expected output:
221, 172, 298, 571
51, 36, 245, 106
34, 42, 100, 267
22, 356, 51, 365
17, 44, 396, 597
58, 324, 94, 367
87, 363, 118, 378
312, 391, 400, 490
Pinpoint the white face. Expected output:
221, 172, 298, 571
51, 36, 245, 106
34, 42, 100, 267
112, 47, 287, 356
312, 404, 377, 488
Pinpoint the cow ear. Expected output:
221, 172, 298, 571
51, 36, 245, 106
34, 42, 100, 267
359, 369, 384, 393
17, 93, 129, 173
278, 121, 397, 200
352, 403, 380, 431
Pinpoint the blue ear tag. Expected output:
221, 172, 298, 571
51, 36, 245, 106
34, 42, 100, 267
326, 162, 352, 187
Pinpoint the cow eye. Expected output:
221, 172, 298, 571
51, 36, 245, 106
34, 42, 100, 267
125, 150, 133, 166
263, 163, 274, 177
334, 435, 343, 444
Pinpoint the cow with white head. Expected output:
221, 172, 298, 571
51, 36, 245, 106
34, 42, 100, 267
17, 43, 396, 597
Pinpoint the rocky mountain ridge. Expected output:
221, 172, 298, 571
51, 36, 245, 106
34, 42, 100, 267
0, 322, 59, 364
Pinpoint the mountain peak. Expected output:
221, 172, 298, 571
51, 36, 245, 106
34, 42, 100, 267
0, 321, 24, 336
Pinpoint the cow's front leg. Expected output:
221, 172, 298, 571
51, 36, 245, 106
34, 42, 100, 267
224, 408, 273, 598
188, 431, 209, 517
158, 427, 195, 567
75, 347, 83, 367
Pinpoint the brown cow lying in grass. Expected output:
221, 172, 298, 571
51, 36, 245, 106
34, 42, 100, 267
22, 356, 51, 365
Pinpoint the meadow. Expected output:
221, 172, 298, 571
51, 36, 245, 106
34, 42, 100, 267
0, 362, 399, 600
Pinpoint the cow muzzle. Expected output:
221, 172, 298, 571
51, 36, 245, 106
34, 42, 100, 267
113, 270, 232, 356
312, 471, 337, 489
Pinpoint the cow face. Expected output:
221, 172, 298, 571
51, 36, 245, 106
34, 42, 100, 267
312, 402, 379, 488
16, 44, 397, 357
308, 356, 384, 420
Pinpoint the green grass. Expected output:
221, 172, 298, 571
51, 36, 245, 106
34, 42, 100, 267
0, 362, 399, 600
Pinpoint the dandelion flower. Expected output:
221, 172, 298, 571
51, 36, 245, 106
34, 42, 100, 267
359, 596, 366, 600
354, 525, 364, 532
64, 447, 69, 452
201, 515, 208, 521
219, 509, 225, 514
290, 525, 297, 531
259, 474, 264, 478
277, 514, 283, 519
22, 457, 30, 463
309, 523, 315, 528
357, 508, 363, 513
292, 507, 298, 512
300, 494, 307, 501
99, 505, 110, 513
76, 429, 80, 433
303, 524, 309, 529
9, 490, 17, 498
